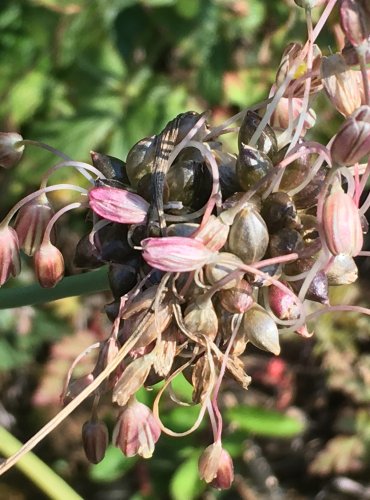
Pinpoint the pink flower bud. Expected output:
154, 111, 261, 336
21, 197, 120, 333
141, 236, 216, 272
14, 195, 54, 256
34, 242, 64, 288
331, 105, 370, 165
193, 215, 229, 251
268, 282, 300, 320
82, 420, 109, 464
198, 442, 223, 483
322, 187, 363, 256
0, 132, 24, 169
112, 397, 161, 458
211, 449, 234, 490
340, 0, 370, 48
0, 225, 21, 285
271, 95, 316, 133
89, 186, 149, 224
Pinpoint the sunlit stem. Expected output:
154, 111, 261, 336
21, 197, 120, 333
43, 202, 85, 243
15, 139, 71, 161
40, 160, 106, 188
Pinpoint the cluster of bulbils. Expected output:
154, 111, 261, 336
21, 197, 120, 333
1, 0, 370, 489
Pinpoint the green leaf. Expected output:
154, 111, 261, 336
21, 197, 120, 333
225, 405, 306, 438
89, 446, 138, 482
8, 71, 47, 126
170, 451, 204, 500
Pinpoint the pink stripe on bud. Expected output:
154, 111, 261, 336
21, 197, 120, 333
89, 186, 149, 224
142, 236, 216, 272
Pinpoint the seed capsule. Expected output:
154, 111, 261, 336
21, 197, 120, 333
228, 205, 269, 264
326, 254, 358, 285
184, 297, 219, 341
269, 228, 304, 257
126, 136, 156, 188
91, 151, 130, 184
261, 192, 300, 233
242, 304, 280, 355
218, 279, 253, 314
238, 111, 278, 160
205, 252, 244, 289
82, 420, 109, 464
236, 144, 274, 193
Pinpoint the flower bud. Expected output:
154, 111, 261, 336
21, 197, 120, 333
34, 242, 64, 288
141, 236, 216, 272
242, 304, 280, 355
112, 397, 161, 458
331, 105, 370, 165
271, 95, 316, 133
82, 420, 109, 464
340, 0, 370, 48
63, 373, 95, 406
321, 54, 362, 117
193, 215, 229, 251
0, 225, 21, 285
184, 298, 219, 342
89, 186, 149, 224
268, 283, 300, 321
14, 195, 54, 256
211, 449, 234, 490
198, 442, 223, 483
0, 132, 24, 168
322, 187, 363, 256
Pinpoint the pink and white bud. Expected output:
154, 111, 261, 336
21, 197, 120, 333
331, 105, 370, 165
112, 396, 161, 459
82, 419, 109, 464
271, 95, 316, 133
322, 187, 363, 256
0, 132, 24, 169
193, 215, 229, 251
89, 186, 149, 224
34, 241, 64, 288
141, 236, 216, 272
0, 225, 21, 285
14, 195, 54, 256
211, 449, 234, 490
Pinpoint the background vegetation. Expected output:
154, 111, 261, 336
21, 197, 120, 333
1, 1, 370, 499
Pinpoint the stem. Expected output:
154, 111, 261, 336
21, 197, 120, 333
43, 202, 84, 243
1, 184, 88, 227
0, 267, 109, 309
0, 426, 82, 500
40, 161, 106, 188
15, 139, 72, 162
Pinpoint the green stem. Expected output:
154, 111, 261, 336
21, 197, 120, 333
0, 267, 110, 309
0, 426, 82, 500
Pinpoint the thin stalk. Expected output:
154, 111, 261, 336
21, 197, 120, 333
0, 426, 82, 500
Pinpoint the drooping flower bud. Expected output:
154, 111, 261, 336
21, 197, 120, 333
82, 419, 109, 464
141, 236, 216, 272
322, 186, 363, 256
199, 441, 234, 488
331, 105, 370, 165
34, 241, 64, 288
211, 449, 234, 490
0, 225, 21, 286
198, 442, 223, 483
89, 186, 149, 224
14, 195, 54, 256
340, 0, 370, 48
321, 54, 362, 117
0, 132, 24, 168
112, 396, 161, 458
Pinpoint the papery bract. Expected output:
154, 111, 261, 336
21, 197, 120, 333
141, 236, 216, 272
89, 186, 149, 224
